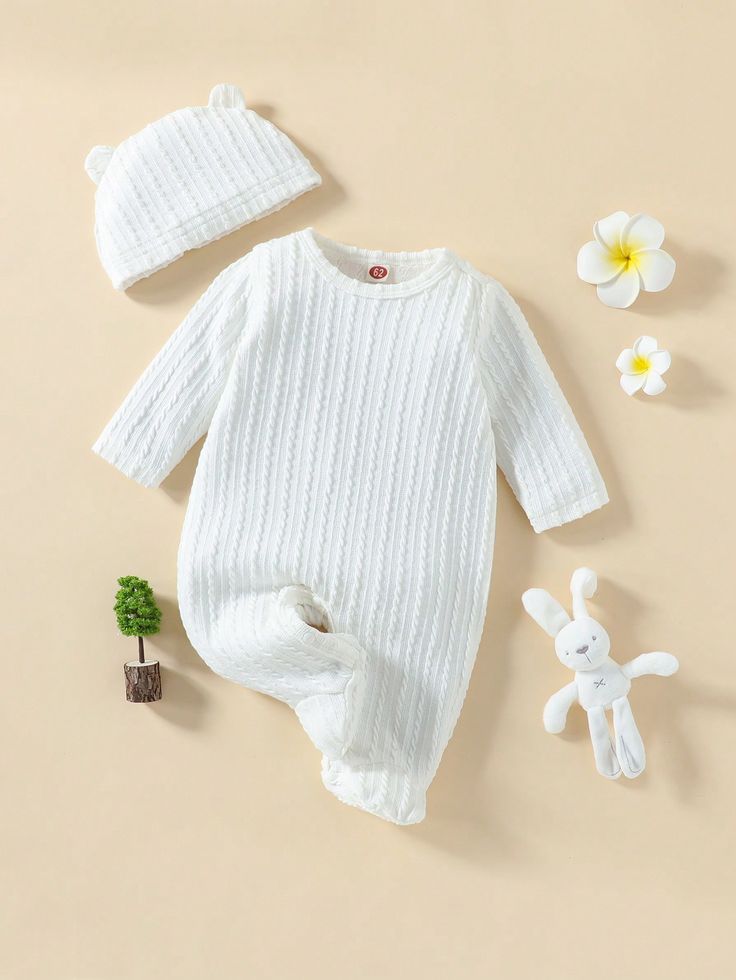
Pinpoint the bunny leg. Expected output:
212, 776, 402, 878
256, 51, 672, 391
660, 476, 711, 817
586, 706, 621, 779
612, 697, 646, 778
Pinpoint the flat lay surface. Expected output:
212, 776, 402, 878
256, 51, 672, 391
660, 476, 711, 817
2, 1, 734, 978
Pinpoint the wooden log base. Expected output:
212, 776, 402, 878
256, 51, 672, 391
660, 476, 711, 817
124, 660, 162, 703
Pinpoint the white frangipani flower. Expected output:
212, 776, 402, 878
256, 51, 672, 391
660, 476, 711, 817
577, 211, 675, 308
616, 336, 671, 396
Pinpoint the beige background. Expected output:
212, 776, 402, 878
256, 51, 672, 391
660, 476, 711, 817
3, 2, 735, 978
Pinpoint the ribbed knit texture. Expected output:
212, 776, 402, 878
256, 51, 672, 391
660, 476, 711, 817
84, 85, 321, 290
93, 229, 608, 824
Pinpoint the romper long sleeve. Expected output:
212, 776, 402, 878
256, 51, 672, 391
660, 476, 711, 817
93, 229, 608, 825
92, 253, 254, 488
478, 282, 608, 532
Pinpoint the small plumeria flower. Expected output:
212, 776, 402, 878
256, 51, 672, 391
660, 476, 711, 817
616, 336, 671, 396
577, 211, 676, 308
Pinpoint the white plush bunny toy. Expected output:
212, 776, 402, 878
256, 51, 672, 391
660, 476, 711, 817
522, 568, 678, 779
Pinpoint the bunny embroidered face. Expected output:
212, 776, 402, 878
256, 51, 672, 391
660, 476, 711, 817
521, 567, 606, 670
554, 617, 610, 671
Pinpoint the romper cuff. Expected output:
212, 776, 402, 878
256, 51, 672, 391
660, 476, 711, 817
529, 482, 609, 533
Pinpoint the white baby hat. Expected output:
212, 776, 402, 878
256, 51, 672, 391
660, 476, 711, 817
84, 84, 321, 290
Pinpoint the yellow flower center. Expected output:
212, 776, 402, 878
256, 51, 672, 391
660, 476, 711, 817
631, 354, 650, 374
612, 244, 640, 271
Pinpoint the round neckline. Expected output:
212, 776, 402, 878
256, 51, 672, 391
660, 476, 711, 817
298, 228, 455, 297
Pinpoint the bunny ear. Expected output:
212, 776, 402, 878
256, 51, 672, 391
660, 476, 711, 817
208, 83, 246, 109
522, 589, 571, 638
84, 145, 115, 185
570, 567, 597, 619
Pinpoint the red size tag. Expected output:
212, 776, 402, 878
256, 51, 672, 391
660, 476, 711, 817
368, 265, 389, 280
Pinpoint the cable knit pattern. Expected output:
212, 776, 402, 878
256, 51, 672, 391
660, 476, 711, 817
84, 84, 320, 290
93, 229, 608, 824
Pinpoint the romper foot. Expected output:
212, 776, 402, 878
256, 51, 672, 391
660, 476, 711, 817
270, 586, 366, 759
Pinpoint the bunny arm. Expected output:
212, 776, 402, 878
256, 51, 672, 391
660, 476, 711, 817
543, 681, 579, 733
621, 652, 679, 679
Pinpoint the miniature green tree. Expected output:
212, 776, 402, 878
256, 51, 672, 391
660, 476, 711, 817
114, 576, 162, 663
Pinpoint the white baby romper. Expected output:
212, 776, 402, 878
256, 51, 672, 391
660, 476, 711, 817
94, 228, 608, 824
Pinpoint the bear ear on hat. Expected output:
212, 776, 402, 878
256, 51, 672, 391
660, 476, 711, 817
84, 145, 115, 185
208, 83, 246, 109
